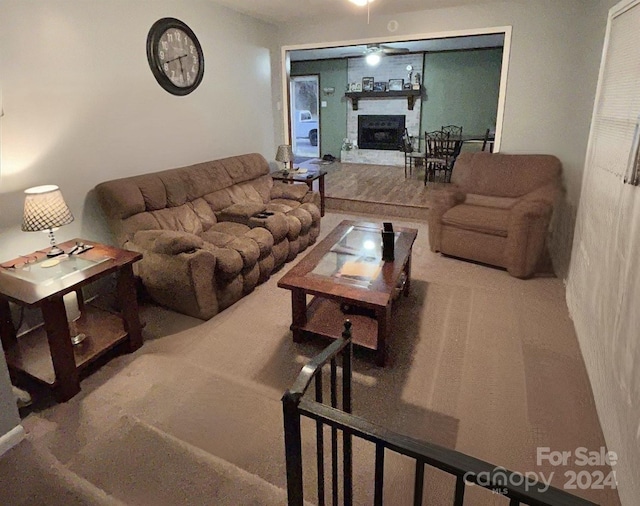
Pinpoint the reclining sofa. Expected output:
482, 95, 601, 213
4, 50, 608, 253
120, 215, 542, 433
427, 152, 561, 278
95, 153, 321, 319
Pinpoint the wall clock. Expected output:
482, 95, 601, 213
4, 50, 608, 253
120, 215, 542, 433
146, 17, 204, 96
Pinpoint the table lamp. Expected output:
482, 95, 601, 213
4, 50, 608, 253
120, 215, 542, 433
22, 185, 74, 257
275, 144, 294, 174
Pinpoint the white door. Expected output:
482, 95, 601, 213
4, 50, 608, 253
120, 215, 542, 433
290, 75, 320, 159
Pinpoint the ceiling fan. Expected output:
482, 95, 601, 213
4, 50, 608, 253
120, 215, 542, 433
351, 43, 410, 65
363, 43, 410, 55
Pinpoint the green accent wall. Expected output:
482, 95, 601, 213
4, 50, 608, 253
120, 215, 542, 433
421, 48, 503, 138
291, 59, 348, 158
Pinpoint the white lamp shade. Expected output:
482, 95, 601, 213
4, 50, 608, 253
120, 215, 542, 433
275, 145, 294, 164
22, 185, 74, 232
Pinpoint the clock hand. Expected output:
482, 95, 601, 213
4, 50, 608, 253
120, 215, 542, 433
165, 54, 188, 65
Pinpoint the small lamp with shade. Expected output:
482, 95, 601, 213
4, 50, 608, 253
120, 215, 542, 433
21, 185, 74, 257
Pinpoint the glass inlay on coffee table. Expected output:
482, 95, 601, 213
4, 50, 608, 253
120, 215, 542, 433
311, 224, 400, 288
278, 220, 417, 366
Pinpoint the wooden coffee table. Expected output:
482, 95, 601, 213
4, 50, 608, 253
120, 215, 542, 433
278, 220, 417, 366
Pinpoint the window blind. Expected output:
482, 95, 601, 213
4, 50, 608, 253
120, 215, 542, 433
588, 0, 640, 185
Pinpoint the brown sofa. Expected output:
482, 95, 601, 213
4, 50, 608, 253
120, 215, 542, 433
95, 153, 321, 319
427, 152, 561, 278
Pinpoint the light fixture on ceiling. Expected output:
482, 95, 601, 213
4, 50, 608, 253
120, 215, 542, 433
349, 0, 374, 23
365, 52, 381, 66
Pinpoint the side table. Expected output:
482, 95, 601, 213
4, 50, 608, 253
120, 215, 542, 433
0, 239, 143, 402
271, 169, 327, 216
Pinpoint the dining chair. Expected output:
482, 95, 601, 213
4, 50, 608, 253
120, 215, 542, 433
441, 125, 463, 142
425, 130, 457, 185
402, 128, 425, 178
482, 128, 495, 152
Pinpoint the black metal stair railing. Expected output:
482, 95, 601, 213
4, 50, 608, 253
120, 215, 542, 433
282, 321, 598, 506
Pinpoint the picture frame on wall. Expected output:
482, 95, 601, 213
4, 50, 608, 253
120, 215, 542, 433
388, 79, 404, 91
373, 81, 386, 92
362, 77, 374, 92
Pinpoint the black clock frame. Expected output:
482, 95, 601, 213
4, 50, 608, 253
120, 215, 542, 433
146, 17, 204, 96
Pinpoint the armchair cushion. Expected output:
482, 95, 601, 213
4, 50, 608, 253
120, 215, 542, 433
464, 194, 518, 210
441, 205, 509, 237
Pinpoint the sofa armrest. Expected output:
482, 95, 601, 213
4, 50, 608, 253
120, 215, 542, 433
133, 230, 204, 255
217, 202, 267, 224
427, 186, 466, 252
128, 242, 219, 319
270, 182, 309, 202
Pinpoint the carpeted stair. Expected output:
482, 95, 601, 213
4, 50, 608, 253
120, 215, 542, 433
64, 415, 290, 506
0, 438, 124, 506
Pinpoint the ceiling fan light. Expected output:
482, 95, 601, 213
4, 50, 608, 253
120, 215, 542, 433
349, 0, 373, 6
365, 52, 381, 66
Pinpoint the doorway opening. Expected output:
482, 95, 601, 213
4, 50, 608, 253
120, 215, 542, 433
290, 75, 320, 159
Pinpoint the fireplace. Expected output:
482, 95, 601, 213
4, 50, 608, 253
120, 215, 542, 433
358, 115, 406, 150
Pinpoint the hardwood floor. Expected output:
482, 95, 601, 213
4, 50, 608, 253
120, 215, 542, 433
302, 159, 447, 219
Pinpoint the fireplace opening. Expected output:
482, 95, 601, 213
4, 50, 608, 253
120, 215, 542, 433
358, 115, 406, 150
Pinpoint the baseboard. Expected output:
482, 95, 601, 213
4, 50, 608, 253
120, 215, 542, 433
0, 425, 25, 457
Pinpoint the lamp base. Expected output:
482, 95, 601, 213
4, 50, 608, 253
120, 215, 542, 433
47, 245, 65, 257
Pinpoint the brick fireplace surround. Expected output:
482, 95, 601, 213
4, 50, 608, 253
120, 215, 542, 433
341, 53, 423, 166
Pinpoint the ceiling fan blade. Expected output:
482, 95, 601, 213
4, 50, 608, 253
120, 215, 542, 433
381, 46, 410, 54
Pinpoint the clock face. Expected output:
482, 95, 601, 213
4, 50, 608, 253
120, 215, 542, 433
147, 18, 204, 95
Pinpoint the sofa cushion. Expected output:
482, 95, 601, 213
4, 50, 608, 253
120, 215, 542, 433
243, 227, 274, 257
133, 230, 203, 255
271, 182, 309, 201
201, 229, 260, 267
464, 194, 518, 209
208, 221, 252, 237
268, 200, 298, 212
442, 204, 509, 237
151, 205, 204, 235
201, 243, 243, 280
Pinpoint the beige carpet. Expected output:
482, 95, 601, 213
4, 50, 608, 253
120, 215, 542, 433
0, 212, 620, 505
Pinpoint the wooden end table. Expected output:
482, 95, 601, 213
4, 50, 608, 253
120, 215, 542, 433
278, 220, 417, 366
0, 239, 143, 402
271, 169, 327, 216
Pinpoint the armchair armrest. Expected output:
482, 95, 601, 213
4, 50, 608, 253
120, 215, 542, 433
520, 182, 561, 205
427, 186, 466, 252
505, 199, 554, 278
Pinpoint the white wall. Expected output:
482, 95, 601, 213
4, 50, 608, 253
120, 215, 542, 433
0, 0, 278, 257
276, 0, 608, 278
0, 0, 278, 442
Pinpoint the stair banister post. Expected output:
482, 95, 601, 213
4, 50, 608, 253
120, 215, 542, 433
282, 390, 304, 506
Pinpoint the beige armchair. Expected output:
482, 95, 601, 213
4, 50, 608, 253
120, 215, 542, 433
427, 152, 562, 278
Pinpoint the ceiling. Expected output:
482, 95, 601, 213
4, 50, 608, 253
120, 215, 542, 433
211, 0, 490, 24
289, 33, 505, 62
